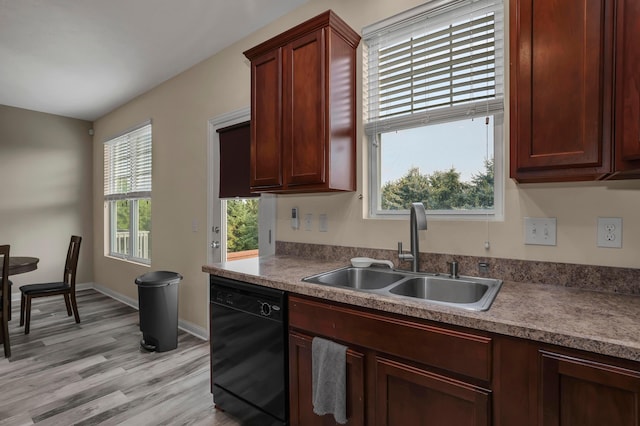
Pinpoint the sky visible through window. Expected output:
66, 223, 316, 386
380, 116, 493, 184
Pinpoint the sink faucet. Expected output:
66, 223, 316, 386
397, 202, 428, 272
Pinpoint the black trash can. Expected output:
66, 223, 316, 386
135, 270, 183, 352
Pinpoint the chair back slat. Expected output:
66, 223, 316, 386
1, 245, 9, 313
63, 236, 82, 288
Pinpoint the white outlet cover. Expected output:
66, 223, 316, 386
597, 217, 622, 248
319, 214, 328, 232
304, 213, 313, 231
524, 217, 557, 246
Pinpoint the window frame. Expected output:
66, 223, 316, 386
364, 0, 505, 220
103, 121, 152, 264
368, 113, 504, 220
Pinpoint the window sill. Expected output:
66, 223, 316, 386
105, 254, 151, 267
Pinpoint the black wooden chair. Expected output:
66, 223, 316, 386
1, 244, 11, 357
19, 236, 82, 335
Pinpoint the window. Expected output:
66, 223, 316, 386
225, 198, 259, 261
364, 0, 504, 218
104, 122, 152, 263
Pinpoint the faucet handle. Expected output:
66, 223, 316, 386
448, 261, 459, 278
397, 242, 413, 261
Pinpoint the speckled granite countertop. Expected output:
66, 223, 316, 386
202, 255, 640, 362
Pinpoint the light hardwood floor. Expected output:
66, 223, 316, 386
0, 289, 240, 426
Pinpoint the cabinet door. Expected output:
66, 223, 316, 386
614, 0, 640, 174
250, 48, 283, 189
375, 356, 491, 426
510, 0, 615, 182
289, 332, 365, 426
540, 350, 640, 426
282, 29, 327, 187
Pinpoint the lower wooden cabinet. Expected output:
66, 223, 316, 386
539, 350, 640, 426
492, 337, 537, 426
493, 337, 640, 426
288, 295, 492, 425
288, 294, 640, 425
289, 332, 366, 426
375, 356, 490, 426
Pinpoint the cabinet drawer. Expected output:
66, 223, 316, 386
289, 296, 492, 381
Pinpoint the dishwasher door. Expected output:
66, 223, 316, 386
210, 276, 287, 425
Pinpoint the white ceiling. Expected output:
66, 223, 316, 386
0, 0, 308, 121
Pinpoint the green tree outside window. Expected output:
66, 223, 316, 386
227, 199, 259, 252
381, 160, 494, 211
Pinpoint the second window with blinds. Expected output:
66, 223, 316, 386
364, 0, 504, 219
103, 122, 152, 264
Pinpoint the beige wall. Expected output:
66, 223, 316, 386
93, 0, 640, 331
0, 105, 94, 287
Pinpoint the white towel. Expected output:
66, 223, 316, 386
312, 336, 348, 424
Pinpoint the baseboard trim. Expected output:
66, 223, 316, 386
87, 282, 209, 341
177, 319, 209, 341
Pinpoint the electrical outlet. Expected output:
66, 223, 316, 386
597, 217, 622, 248
319, 214, 328, 232
524, 217, 557, 246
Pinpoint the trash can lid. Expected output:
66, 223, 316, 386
135, 270, 183, 287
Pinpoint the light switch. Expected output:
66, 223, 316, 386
524, 217, 557, 246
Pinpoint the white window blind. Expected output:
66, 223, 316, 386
364, 0, 504, 133
104, 122, 152, 201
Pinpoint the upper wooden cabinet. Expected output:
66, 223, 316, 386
509, 0, 615, 182
510, 0, 640, 182
244, 11, 360, 193
613, 0, 640, 178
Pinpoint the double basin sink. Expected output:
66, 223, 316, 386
302, 266, 502, 311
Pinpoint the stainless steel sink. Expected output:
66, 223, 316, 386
302, 266, 502, 311
302, 267, 405, 290
389, 277, 488, 303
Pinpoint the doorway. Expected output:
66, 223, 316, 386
225, 198, 259, 260
207, 108, 276, 265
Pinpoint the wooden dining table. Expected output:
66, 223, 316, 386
1, 256, 39, 321
6, 256, 39, 276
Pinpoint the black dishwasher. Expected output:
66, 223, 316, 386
209, 275, 288, 425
